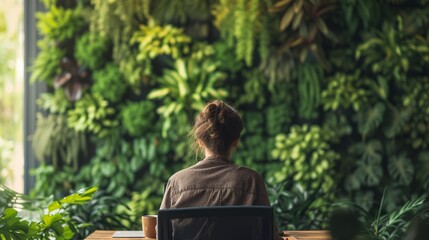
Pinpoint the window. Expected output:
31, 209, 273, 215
0, 0, 24, 192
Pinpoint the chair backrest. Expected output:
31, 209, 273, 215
157, 206, 274, 240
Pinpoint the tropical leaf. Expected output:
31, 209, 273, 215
344, 171, 362, 191
357, 102, 386, 136
356, 160, 383, 187
388, 153, 414, 185
359, 140, 383, 162
383, 107, 411, 138
353, 140, 384, 187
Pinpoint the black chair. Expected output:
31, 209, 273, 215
157, 206, 274, 240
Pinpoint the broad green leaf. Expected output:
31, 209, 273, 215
2, 208, 18, 219
357, 102, 385, 136
51, 222, 64, 236
147, 88, 170, 99
48, 201, 62, 212
357, 157, 383, 186
388, 154, 414, 185
43, 214, 63, 227
361, 140, 382, 162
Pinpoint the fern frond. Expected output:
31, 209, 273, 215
376, 196, 425, 235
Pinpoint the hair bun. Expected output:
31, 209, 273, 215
205, 101, 225, 125
192, 100, 244, 155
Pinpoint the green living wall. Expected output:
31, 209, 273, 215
30, 0, 429, 235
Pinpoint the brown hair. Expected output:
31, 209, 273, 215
192, 100, 244, 156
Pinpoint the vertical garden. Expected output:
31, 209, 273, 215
6, 0, 429, 238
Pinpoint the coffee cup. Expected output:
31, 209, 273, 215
142, 215, 157, 239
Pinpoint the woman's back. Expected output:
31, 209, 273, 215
160, 156, 270, 209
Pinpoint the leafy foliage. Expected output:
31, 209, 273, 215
345, 140, 383, 191
121, 101, 156, 137
340, 0, 382, 34
322, 71, 369, 111
150, 0, 212, 24
92, 64, 127, 103
272, 125, 339, 192
32, 114, 87, 169
0, 138, 13, 184
356, 16, 429, 83
27, 0, 429, 237
356, 103, 386, 137
131, 22, 191, 60
68, 190, 134, 238
89, 0, 146, 61
269, 0, 337, 63
66, 93, 119, 137
0, 185, 97, 240
36, 5, 85, 43
387, 153, 414, 185
267, 179, 328, 230
37, 91, 71, 114
355, 193, 426, 240
213, 0, 271, 65
148, 58, 227, 137
30, 41, 65, 83
297, 62, 322, 119
75, 33, 110, 70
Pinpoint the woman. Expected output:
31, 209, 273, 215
160, 100, 280, 239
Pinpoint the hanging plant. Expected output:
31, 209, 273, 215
212, 0, 271, 66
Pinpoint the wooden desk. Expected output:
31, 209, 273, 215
85, 231, 153, 240
85, 230, 331, 240
282, 230, 331, 240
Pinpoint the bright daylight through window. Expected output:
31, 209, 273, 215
0, 0, 24, 193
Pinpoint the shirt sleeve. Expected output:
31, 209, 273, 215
254, 174, 271, 206
160, 179, 173, 209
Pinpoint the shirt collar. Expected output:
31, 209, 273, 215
202, 155, 231, 163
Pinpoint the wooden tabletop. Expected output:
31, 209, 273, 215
282, 230, 331, 240
85, 230, 331, 240
85, 231, 154, 240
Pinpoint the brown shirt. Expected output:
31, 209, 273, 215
160, 157, 282, 239
159, 156, 281, 239
160, 156, 271, 209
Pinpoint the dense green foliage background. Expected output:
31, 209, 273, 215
29, 0, 429, 236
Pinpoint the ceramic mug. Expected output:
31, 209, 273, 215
142, 215, 157, 238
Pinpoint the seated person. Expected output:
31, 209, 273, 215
160, 100, 281, 240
